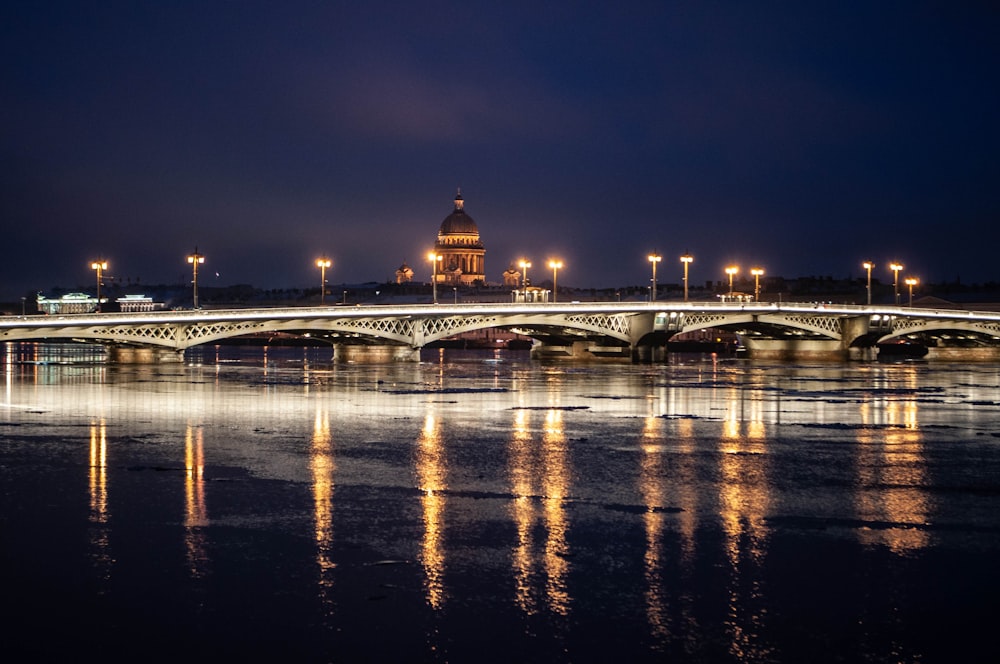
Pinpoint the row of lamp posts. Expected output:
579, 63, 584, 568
863, 260, 919, 306
648, 252, 699, 302
82, 251, 921, 313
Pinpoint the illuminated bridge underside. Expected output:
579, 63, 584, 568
3, 303, 999, 360
676, 312, 844, 339
878, 318, 1000, 344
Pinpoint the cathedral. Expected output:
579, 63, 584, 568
432, 190, 486, 286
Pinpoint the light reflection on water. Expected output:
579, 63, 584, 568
184, 424, 208, 577
416, 407, 447, 609
4, 342, 1000, 661
88, 419, 112, 579
310, 404, 336, 598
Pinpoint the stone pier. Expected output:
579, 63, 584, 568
107, 346, 184, 363
333, 344, 420, 363
741, 338, 850, 361
923, 346, 1000, 362
529, 341, 632, 362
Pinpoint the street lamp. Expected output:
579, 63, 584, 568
750, 267, 764, 301
428, 252, 443, 303
90, 259, 108, 312
725, 265, 739, 297
648, 253, 661, 301
889, 262, 903, 305
518, 259, 532, 288
680, 253, 693, 302
548, 259, 563, 302
862, 260, 874, 305
316, 257, 332, 304
187, 248, 205, 309
905, 277, 918, 307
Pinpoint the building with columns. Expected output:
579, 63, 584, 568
433, 190, 486, 286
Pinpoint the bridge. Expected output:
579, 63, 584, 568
2, 301, 1000, 363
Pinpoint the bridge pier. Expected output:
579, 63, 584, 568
333, 344, 420, 363
848, 346, 879, 361
741, 338, 850, 361
631, 344, 669, 363
529, 341, 631, 362
107, 345, 184, 363
924, 346, 1000, 362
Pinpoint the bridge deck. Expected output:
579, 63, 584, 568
3, 301, 999, 357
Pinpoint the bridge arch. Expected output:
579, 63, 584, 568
673, 311, 843, 340
876, 319, 1000, 345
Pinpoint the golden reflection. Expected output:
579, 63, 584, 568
509, 408, 537, 614
415, 407, 447, 609
541, 408, 571, 616
88, 419, 111, 575
184, 424, 208, 577
718, 388, 773, 661
639, 416, 668, 640
507, 406, 572, 617
89, 420, 109, 515
310, 404, 336, 593
855, 393, 930, 554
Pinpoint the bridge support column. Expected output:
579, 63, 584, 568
924, 346, 1000, 362
632, 344, 669, 363
741, 338, 849, 361
848, 346, 879, 361
841, 316, 877, 361
530, 341, 631, 362
106, 346, 184, 363
333, 344, 420, 363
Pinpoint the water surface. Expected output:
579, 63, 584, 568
2, 343, 999, 662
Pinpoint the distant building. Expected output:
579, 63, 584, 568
36, 292, 105, 314
433, 190, 486, 286
511, 286, 550, 303
395, 261, 414, 284
116, 295, 166, 312
502, 263, 521, 287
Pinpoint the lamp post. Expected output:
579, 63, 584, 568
750, 267, 764, 302
428, 252, 442, 303
725, 266, 739, 298
862, 260, 874, 305
648, 253, 661, 301
905, 277, 918, 307
187, 248, 205, 309
518, 259, 531, 288
548, 259, 562, 302
91, 259, 108, 312
316, 258, 332, 304
889, 262, 903, 306
680, 253, 693, 302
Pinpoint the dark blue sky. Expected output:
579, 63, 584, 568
2, 1, 998, 299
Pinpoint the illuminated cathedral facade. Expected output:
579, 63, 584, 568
433, 190, 486, 286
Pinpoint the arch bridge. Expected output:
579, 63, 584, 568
2, 301, 999, 362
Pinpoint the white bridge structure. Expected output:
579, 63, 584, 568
3, 301, 1000, 362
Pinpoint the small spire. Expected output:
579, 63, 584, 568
454, 188, 464, 211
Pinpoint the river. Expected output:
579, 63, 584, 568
2, 342, 999, 662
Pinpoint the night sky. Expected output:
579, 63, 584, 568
2, 2, 998, 300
